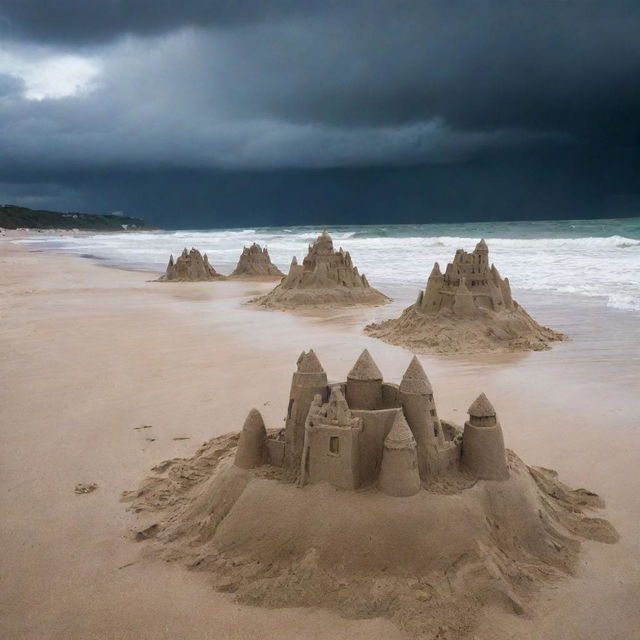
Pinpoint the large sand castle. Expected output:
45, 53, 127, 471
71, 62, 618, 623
230, 243, 284, 279
254, 230, 389, 309
366, 239, 566, 354
158, 247, 225, 281
126, 349, 616, 638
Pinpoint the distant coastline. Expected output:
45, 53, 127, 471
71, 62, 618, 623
0, 204, 146, 231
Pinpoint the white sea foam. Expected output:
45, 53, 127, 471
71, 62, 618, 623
14, 222, 640, 313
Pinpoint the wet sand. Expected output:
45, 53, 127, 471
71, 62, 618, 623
1, 240, 638, 639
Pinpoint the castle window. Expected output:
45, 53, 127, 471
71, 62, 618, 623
329, 436, 340, 454
430, 409, 436, 417
433, 425, 439, 437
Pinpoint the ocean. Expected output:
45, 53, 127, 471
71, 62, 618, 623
15, 217, 640, 313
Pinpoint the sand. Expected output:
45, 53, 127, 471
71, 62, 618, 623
255, 231, 389, 310
366, 243, 566, 355
230, 243, 284, 280
125, 430, 617, 638
1, 237, 639, 639
366, 302, 566, 355
158, 247, 225, 281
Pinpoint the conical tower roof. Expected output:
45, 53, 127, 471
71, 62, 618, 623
347, 349, 383, 381
384, 411, 416, 450
297, 349, 325, 374
399, 356, 433, 395
429, 262, 442, 278
475, 238, 488, 251
242, 408, 266, 433
468, 392, 496, 418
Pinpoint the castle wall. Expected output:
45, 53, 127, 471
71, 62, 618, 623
351, 408, 398, 485
381, 382, 400, 408
284, 371, 328, 466
346, 378, 382, 410
266, 438, 285, 467
304, 425, 360, 490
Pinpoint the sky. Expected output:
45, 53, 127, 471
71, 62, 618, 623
0, 1, 638, 228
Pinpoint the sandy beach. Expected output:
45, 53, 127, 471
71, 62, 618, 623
1, 238, 639, 639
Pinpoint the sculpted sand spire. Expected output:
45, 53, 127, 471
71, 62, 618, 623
230, 242, 284, 279
234, 409, 268, 470
254, 230, 389, 310
378, 411, 421, 497
367, 239, 566, 353
158, 247, 225, 281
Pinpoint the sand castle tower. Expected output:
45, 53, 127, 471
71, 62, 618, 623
366, 239, 566, 354
159, 247, 224, 281
378, 411, 421, 497
398, 356, 443, 480
299, 387, 364, 490
231, 243, 284, 278
418, 262, 444, 311
234, 409, 268, 469
461, 393, 509, 480
346, 349, 383, 410
452, 277, 476, 316
255, 230, 388, 309
284, 350, 329, 466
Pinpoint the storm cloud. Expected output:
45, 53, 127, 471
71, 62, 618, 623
0, 1, 638, 225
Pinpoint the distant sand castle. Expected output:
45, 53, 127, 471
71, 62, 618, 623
158, 248, 225, 281
128, 348, 617, 637
255, 230, 389, 309
230, 243, 284, 279
367, 239, 566, 353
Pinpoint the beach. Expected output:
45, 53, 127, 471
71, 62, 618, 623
1, 236, 639, 639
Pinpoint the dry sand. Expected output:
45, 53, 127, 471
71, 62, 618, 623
1, 238, 639, 639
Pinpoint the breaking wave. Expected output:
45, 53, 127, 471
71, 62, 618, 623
13, 217, 640, 313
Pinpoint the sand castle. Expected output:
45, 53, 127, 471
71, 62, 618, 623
367, 239, 566, 353
254, 230, 389, 309
127, 349, 616, 638
158, 248, 225, 281
230, 243, 284, 279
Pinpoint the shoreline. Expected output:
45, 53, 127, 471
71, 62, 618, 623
1, 240, 638, 639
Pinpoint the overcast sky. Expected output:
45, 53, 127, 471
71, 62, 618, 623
1, 1, 638, 226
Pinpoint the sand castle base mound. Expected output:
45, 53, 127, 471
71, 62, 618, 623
366, 302, 566, 355
257, 286, 389, 310
124, 433, 616, 639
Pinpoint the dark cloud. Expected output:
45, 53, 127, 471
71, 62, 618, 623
0, 1, 638, 223
0, 0, 326, 44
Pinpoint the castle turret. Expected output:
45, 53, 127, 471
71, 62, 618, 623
378, 411, 421, 497
234, 409, 268, 469
346, 349, 383, 410
461, 393, 509, 480
420, 262, 444, 311
452, 277, 476, 315
399, 356, 441, 480
474, 238, 489, 266
284, 350, 328, 466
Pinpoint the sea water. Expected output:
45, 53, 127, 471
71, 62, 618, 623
15, 217, 640, 313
